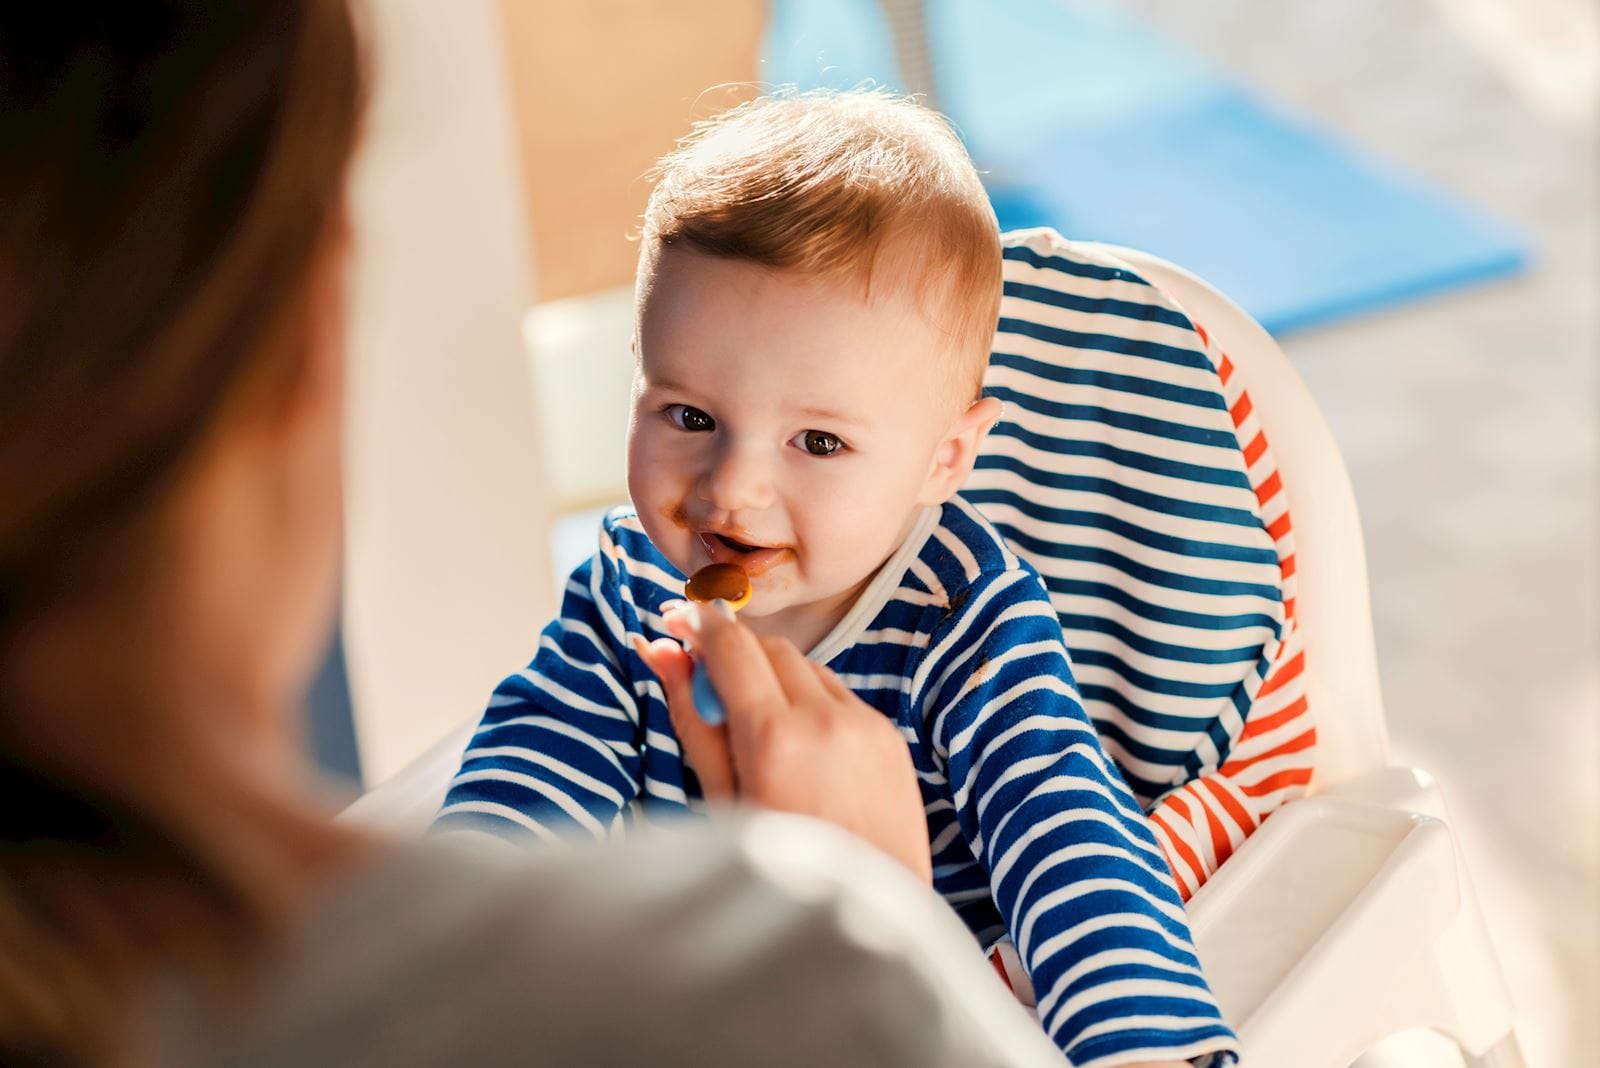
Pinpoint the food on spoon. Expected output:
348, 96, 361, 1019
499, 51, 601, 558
685, 562, 751, 610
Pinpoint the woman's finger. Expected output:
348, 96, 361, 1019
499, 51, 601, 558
630, 634, 735, 800
759, 635, 829, 707
812, 659, 854, 701
658, 608, 932, 883
673, 603, 786, 741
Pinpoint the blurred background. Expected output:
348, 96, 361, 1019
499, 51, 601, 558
324, 2, 1596, 1063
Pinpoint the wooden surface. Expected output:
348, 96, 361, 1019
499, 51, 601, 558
498, 0, 765, 301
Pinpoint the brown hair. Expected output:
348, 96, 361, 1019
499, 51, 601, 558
641, 89, 1002, 399
0, 2, 363, 1062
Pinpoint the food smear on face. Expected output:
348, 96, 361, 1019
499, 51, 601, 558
659, 501, 691, 529
685, 562, 751, 610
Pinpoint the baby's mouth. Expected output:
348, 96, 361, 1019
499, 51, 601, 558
710, 532, 761, 553
697, 531, 793, 576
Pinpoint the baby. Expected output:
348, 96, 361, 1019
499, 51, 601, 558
440, 90, 1237, 1067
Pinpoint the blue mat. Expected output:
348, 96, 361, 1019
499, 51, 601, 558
762, 0, 1528, 335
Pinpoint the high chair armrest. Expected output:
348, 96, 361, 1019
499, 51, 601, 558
341, 715, 477, 835
1186, 785, 1461, 1067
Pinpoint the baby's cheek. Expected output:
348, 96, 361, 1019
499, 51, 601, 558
797, 487, 906, 573
626, 452, 679, 536
626, 432, 671, 496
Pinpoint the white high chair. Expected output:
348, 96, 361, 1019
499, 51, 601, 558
342, 244, 1523, 1068
1098, 245, 1523, 1068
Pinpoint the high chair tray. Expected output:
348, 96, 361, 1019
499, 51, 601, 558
1187, 787, 1461, 1064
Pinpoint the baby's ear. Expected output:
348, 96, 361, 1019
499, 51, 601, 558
917, 395, 1004, 506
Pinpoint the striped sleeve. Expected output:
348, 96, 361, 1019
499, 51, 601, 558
434, 529, 643, 844
919, 568, 1239, 1068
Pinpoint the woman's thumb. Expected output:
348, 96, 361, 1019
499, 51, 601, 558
631, 635, 735, 799
633, 634, 691, 692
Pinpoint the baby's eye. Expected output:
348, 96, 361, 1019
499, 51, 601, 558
665, 404, 715, 432
792, 429, 845, 457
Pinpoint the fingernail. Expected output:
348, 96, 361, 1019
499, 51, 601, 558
662, 600, 694, 624
665, 601, 704, 633
708, 598, 736, 620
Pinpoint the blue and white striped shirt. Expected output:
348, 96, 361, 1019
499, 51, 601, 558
439, 497, 1237, 1066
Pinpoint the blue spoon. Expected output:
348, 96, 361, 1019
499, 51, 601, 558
687, 596, 739, 725
691, 657, 727, 726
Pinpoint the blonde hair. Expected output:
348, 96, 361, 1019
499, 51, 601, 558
641, 89, 1001, 400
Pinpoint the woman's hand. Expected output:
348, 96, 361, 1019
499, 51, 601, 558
632, 603, 932, 884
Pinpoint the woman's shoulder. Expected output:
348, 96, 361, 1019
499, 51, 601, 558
196, 816, 1059, 1068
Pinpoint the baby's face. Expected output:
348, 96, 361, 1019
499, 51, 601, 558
629, 248, 975, 641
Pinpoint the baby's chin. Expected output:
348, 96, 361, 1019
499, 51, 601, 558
766, 570, 881, 614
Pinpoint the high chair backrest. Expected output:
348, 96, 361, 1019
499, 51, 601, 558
966, 229, 1279, 804
967, 231, 1385, 825
965, 230, 1361, 893
1086, 242, 1390, 791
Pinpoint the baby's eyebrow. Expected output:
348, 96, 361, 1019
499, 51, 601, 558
795, 405, 864, 427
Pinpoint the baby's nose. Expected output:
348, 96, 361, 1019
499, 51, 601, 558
698, 442, 777, 512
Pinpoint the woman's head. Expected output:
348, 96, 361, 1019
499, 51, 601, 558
0, 0, 362, 714
0, 3, 364, 1061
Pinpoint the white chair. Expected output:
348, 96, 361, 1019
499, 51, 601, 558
1099, 245, 1523, 1067
343, 245, 1523, 1068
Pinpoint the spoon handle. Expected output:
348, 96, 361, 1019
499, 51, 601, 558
690, 659, 726, 726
